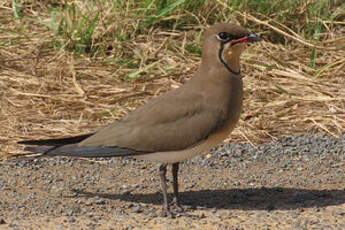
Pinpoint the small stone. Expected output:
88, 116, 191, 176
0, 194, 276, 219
198, 212, 206, 218
66, 209, 73, 216
149, 212, 158, 218
8, 223, 18, 228
95, 199, 106, 205
67, 216, 76, 223
131, 205, 141, 213
125, 224, 135, 230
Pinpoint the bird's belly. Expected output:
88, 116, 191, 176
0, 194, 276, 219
135, 146, 206, 163
135, 122, 236, 163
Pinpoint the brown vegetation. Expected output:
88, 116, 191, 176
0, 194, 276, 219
1, 0, 344, 159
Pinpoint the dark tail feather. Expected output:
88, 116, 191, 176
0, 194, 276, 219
24, 146, 54, 154
18, 133, 149, 159
18, 133, 94, 146
24, 144, 147, 158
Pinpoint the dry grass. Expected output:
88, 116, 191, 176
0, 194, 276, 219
1, 0, 344, 159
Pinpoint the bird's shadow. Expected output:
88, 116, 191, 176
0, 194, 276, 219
71, 187, 345, 211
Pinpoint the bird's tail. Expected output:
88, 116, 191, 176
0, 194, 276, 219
18, 134, 146, 158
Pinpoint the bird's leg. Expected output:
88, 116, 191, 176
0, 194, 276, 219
159, 164, 172, 217
171, 162, 184, 212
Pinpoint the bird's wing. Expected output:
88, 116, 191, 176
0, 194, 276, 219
80, 88, 225, 152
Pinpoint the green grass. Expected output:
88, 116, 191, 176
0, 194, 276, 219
48, 1, 100, 54
12, 0, 22, 20
2, 0, 343, 78
5, 0, 344, 64
185, 42, 202, 57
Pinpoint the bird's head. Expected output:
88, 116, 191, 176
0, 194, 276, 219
202, 23, 261, 75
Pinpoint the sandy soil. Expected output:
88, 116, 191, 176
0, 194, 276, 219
0, 134, 344, 230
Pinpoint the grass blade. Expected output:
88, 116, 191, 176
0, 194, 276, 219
141, 0, 186, 28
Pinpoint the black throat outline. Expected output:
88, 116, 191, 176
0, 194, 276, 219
218, 41, 241, 75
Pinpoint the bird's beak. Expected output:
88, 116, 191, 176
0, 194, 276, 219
246, 33, 261, 42
231, 33, 261, 46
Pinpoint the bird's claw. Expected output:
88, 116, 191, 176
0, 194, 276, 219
161, 200, 190, 218
170, 198, 184, 213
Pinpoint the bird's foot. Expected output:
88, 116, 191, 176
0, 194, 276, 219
170, 197, 184, 213
161, 199, 192, 218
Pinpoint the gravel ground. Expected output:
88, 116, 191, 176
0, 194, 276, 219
0, 133, 344, 230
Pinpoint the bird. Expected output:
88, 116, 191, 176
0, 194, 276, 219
18, 23, 261, 217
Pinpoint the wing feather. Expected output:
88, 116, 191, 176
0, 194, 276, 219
80, 88, 225, 152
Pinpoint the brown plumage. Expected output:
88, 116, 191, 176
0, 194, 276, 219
18, 23, 260, 217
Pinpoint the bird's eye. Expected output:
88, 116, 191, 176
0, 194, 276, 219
216, 32, 229, 41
